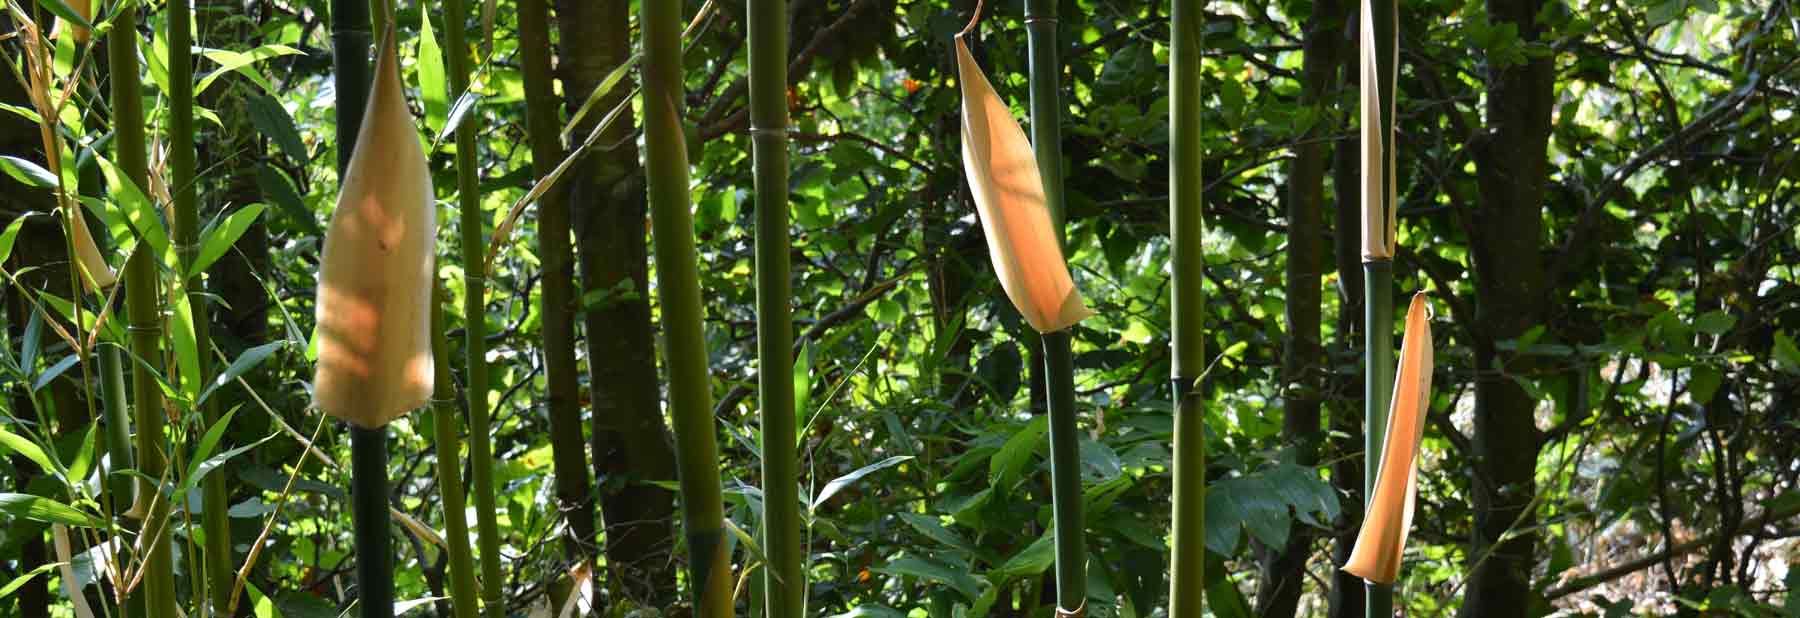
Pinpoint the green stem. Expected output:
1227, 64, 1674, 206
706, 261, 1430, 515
1363, 260, 1394, 617
109, 5, 177, 616
348, 426, 393, 618
1042, 330, 1086, 612
1168, 2, 1205, 616
165, 0, 233, 607
430, 284, 481, 618
1024, 0, 1087, 611
642, 3, 730, 615
329, 0, 387, 615
440, 0, 504, 610
749, 1, 800, 616
517, 0, 597, 564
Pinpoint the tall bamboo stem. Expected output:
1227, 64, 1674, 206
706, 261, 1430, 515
164, 0, 232, 608
328, 1, 390, 615
1168, 1, 1205, 616
440, 0, 505, 610
430, 283, 481, 618
749, 1, 800, 616
1363, 0, 1398, 613
517, 0, 597, 566
109, 4, 178, 615
642, 2, 731, 615
1023, 0, 1086, 613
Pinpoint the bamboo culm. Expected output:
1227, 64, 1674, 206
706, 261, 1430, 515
163, 0, 234, 607
431, 283, 482, 618
328, 0, 391, 615
1168, 1, 1206, 616
642, 2, 732, 615
441, 0, 506, 609
109, 3, 179, 615
749, 1, 801, 616
1363, 261, 1395, 616
1023, 0, 1088, 612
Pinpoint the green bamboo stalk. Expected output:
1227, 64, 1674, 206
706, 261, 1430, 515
1363, 262, 1394, 615
1168, 1, 1205, 617
163, 0, 233, 608
748, 1, 800, 616
108, 5, 178, 615
328, 1, 390, 616
1023, 0, 1087, 613
642, 2, 731, 615
441, 0, 505, 609
1364, 0, 1398, 614
517, 0, 598, 565
430, 282, 482, 618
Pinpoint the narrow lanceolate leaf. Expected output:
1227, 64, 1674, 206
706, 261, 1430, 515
954, 37, 1092, 334
1359, 0, 1397, 261
1344, 292, 1433, 584
313, 31, 436, 428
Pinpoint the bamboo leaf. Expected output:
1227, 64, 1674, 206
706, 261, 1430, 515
0, 561, 62, 598
178, 405, 242, 494
437, 90, 478, 142
189, 203, 266, 276
96, 156, 171, 266
35, 0, 91, 33
0, 425, 57, 477
0, 493, 100, 527
196, 45, 301, 94
812, 455, 912, 510
875, 556, 980, 601
198, 341, 286, 405
954, 37, 1092, 333
991, 529, 1056, 581
185, 429, 276, 496
0, 213, 35, 265
417, 10, 448, 132
31, 354, 79, 392
1344, 292, 1433, 584
0, 155, 57, 187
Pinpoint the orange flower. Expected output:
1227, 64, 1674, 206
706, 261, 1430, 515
1344, 292, 1434, 584
954, 36, 1091, 334
312, 31, 436, 428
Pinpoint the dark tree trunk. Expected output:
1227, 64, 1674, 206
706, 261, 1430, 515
1461, 0, 1556, 615
1327, 20, 1366, 617
556, 0, 680, 606
1257, 1, 1343, 615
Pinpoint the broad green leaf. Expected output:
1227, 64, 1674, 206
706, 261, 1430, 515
989, 416, 1048, 492
190, 203, 267, 276
898, 512, 981, 557
1694, 310, 1736, 336
246, 95, 307, 164
875, 556, 980, 600
168, 278, 201, 400
813, 455, 912, 510
95, 156, 171, 266
185, 430, 277, 495
991, 529, 1055, 582
0, 156, 57, 188
0, 493, 99, 527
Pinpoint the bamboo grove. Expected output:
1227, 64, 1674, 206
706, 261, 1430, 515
2, 0, 1797, 617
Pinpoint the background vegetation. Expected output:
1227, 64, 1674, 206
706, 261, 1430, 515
2, 0, 1798, 616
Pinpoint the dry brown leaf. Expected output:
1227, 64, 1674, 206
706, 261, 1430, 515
313, 30, 436, 428
1344, 291, 1433, 584
955, 36, 1091, 334
1359, 0, 1397, 261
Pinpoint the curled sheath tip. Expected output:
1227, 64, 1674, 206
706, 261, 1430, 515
1344, 292, 1433, 584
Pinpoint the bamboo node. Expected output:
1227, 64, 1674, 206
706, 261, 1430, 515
1055, 601, 1086, 617
747, 125, 790, 137
1023, 16, 1059, 25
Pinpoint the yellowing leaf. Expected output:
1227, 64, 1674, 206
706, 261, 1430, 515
955, 36, 1091, 334
313, 31, 436, 428
1344, 292, 1433, 584
1360, 0, 1397, 261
